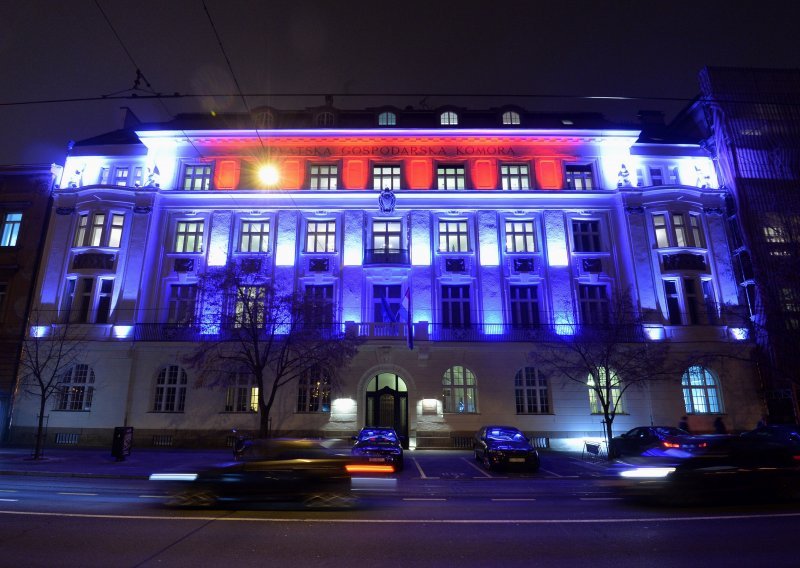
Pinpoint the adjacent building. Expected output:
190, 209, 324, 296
8, 104, 761, 450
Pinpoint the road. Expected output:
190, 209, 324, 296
1, 450, 799, 567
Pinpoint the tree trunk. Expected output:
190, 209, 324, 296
33, 396, 46, 460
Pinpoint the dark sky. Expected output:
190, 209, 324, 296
2, 0, 800, 166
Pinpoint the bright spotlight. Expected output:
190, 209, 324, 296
258, 164, 280, 186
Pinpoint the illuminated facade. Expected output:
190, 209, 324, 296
10, 106, 762, 449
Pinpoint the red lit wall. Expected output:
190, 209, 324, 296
536, 159, 562, 189
280, 159, 303, 189
471, 159, 497, 190
343, 159, 368, 189
407, 159, 433, 189
214, 159, 240, 190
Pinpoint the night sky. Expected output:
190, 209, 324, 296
2, 0, 800, 166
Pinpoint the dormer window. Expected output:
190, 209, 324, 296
253, 111, 275, 129
316, 112, 335, 127
378, 111, 397, 126
502, 111, 521, 125
440, 111, 458, 126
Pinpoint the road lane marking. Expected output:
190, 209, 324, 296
57, 492, 98, 496
0, 499, 18, 502
3, 510, 800, 524
491, 498, 536, 502
0, 490, 18, 493
579, 497, 623, 501
463, 457, 492, 478
403, 498, 447, 501
411, 458, 428, 479
539, 468, 562, 478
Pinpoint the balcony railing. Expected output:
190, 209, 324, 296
363, 248, 410, 265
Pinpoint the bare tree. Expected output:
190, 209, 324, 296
535, 291, 673, 453
16, 311, 86, 459
184, 262, 363, 438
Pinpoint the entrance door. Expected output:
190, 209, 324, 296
365, 373, 408, 448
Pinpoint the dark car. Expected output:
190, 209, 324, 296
351, 427, 404, 471
151, 438, 372, 508
608, 424, 800, 504
608, 426, 727, 458
474, 425, 540, 471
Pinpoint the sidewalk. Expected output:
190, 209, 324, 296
0, 447, 234, 480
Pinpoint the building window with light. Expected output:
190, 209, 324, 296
373, 284, 403, 324
441, 284, 471, 328
442, 365, 477, 413
182, 164, 213, 191
780, 288, 800, 330
113, 167, 129, 187
437, 165, 466, 190
500, 164, 530, 190
682, 365, 722, 414
167, 284, 197, 325
438, 220, 469, 252
440, 111, 458, 126
372, 220, 402, 252
225, 372, 259, 412
56, 364, 95, 411
309, 164, 338, 190
239, 220, 270, 253
0, 212, 22, 247
378, 111, 396, 126
297, 366, 331, 412
510, 285, 540, 327
502, 111, 521, 125
572, 219, 602, 252
153, 365, 188, 413
515, 367, 549, 414
579, 284, 609, 325
108, 214, 125, 248
505, 219, 536, 253
373, 165, 401, 190
233, 285, 266, 328
653, 212, 705, 248
174, 220, 204, 253
306, 220, 336, 253
565, 164, 595, 190
588, 368, 623, 414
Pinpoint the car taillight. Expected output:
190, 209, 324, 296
792, 455, 800, 463
662, 441, 680, 448
346, 464, 395, 474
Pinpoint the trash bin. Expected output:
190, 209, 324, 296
112, 426, 134, 461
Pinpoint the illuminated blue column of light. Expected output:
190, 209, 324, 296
116, 200, 155, 324
410, 210, 431, 266
342, 210, 363, 267
275, 210, 299, 267
477, 211, 503, 330
705, 206, 739, 307
207, 211, 231, 267
620, 206, 657, 312
38, 199, 77, 310
341, 211, 364, 323
542, 210, 575, 334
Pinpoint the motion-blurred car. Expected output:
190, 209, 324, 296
474, 425, 540, 471
351, 427, 404, 471
608, 424, 800, 504
150, 438, 388, 508
608, 426, 727, 458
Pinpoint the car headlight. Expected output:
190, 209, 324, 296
619, 467, 676, 479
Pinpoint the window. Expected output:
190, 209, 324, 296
515, 367, 549, 414
309, 164, 338, 190
439, 220, 469, 252
95, 279, 113, 324
664, 278, 714, 326
253, 111, 275, 129
780, 288, 800, 330
510, 285, 540, 327
689, 215, 705, 247
167, 284, 197, 325
132, 167, 144, 187
502, 111, 521, 125
442, 365, 477, 413
174, 221, 204, 253
0, 282, 7, 315
579, 284, 609, 325
373, 165, 401, 190
664, 280, 682, 325
572, 220, 602, 252
153, 365, 188, 412
234, 285, 266, 328
588, 368, 623, 414
113, 167, 129, 187
505, 220, 536, 252
108, 214, 125, 248
500, 164, 530, 190
673, 213, 687, 246
89, 213, 105, 247
306, 220, 336, 253
56, 364, 94, 411
74, 214, 88, 247
441, 284, 471, 328
682, 366, 722, 414
297, 366, 331, 412
565, 164, 594, 190
225, 373, 259, 412
440, 111, 458, 126
378, 111, 396, 126
316, 112, 335, 127
304, 284, 334, 326
649, 167, 665, 186
372, 220, 402, 252
653, 213, 705, 248
373, 284, 403, 324
653, 214, 669, 248
437, 165, 466, 190
0, 212, 22, 247
240, 220, 270, 253
61, 277, 113, 323
182, 164, 213, 191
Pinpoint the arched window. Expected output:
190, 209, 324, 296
316, 112, 335, 127
514, 367, 549, 414
226, 371, 259, 413
154, 365, 187, 412
588, 368, 623, 414
442, 365, 477, 413
57, 364, 95, 411
440, 111, 458, 126
502, 111, 521, 125
682, 365, 723, 413
378, 111, 396, 126
253, 111, 275, 129
297, 366, 331, 412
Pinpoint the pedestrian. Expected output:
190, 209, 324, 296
713, 416, 727, 434
678, 416, 690, 432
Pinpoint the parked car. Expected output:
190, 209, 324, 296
474, 425, 540, 471
351, 427, 404, 471
151, 438, 384, 508
608, 426, 728, 458
608, 424, 800, 504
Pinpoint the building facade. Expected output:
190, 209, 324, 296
9, 105, 761, 450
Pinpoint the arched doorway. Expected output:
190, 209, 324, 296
365, 373, 408, 448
